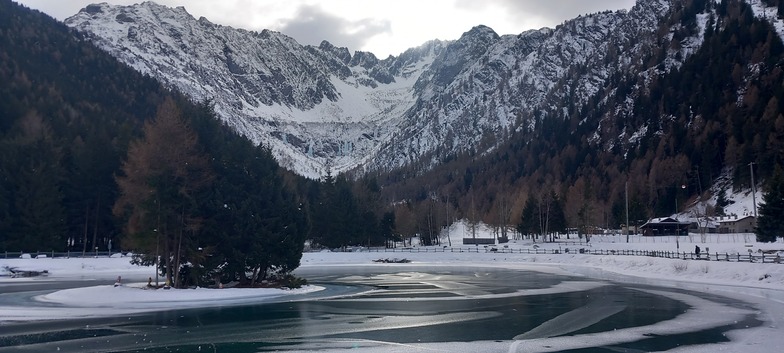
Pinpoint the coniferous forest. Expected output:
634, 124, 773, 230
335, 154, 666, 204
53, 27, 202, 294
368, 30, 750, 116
3, 0, 784, 289
377, 0, 784, 243
0, 0, 382, 287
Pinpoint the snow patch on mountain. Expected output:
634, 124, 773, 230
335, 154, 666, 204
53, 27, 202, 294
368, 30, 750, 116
68, 1, 777, 178
66, 2, 444, 178
747, 0, 784, 43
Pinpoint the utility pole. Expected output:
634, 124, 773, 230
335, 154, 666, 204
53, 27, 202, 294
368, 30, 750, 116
674, 185, 678, 220
445, 195, 451, 247
625, 180, 630, 243
750, 162, 758, 218
471, 191, 477, 243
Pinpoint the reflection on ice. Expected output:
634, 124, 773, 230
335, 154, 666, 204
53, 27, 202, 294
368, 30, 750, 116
0, 312, 502, 353
513, 295, 627, 340
332, 270, 610, 301
509, 288, 755, 352
251, 286, 758, 353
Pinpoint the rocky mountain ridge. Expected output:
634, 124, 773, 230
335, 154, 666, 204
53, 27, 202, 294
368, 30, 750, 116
66, 2, 445, 177
64, 0, 784, 179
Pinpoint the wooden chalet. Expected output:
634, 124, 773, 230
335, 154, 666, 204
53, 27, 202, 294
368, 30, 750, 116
640, 217, 691, 236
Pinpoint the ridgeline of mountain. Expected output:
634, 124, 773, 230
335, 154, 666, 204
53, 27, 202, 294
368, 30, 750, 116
65, 2, 446, 177
63, 0, 685, 178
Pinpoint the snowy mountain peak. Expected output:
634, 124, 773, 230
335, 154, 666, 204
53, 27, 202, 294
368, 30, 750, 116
66, 2, 451, 178
318, 40, 352, 64
65, 0, 710, 178
463, 25, 501, 42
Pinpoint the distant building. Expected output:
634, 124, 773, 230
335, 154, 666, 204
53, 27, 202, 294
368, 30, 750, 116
463, 238, 495, 245
683, 217, 719, 234
621, 224, 636, 235
717, 215, 756, 233
640, 217, 691, 236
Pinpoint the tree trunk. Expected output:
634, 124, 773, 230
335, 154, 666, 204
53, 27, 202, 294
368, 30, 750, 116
91, 198, 100, 253
250, 267, 259, 287
164, 225, 172, 287
82, 204, 89, 256
174, 227, 182, 288
173, 208, 184, 288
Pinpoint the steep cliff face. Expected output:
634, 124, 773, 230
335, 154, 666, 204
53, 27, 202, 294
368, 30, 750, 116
67, 1, 762, 178
366, 1, 678, 173
66, 2, 445, 177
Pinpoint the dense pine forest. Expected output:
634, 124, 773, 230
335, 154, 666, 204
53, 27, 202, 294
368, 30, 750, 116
0, 0, 383, 287
1, 0, 162, 252
377, 0, 784, 242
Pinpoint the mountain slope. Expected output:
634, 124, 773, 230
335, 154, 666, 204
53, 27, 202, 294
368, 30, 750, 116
66, 1, 674, 178
66, 2, 445, 177
0, 0, 314, 268
378, 0, 784, 230
65, 0, 784, 186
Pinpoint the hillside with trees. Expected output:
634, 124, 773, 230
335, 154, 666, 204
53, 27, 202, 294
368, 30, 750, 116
0, 0, 317, 287
0, 0, 165, 253
378, 0, 784, 242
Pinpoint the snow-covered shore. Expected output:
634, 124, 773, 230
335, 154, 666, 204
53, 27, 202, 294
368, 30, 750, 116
4, 235, 784, 290
1, 233, 783, 316
303, 246, 784, 290
2, 231, 784, 320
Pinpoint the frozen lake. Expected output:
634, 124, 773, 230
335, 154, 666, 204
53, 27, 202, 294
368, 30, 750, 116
0, 265, 763, 352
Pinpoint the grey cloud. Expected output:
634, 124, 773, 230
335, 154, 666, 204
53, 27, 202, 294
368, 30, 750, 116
274, 5, 391, 51
14, 0, 129, 20
455, 0, 637, 28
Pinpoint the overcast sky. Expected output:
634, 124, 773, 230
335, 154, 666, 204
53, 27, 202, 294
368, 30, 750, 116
14, 0, 636, 58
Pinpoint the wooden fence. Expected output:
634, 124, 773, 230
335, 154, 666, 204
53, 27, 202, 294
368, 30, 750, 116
360, 247, 783, 264
3, 248, 781, 264
1, 251, 119, 259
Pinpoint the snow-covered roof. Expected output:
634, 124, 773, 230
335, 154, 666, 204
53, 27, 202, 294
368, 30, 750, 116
717, 215, 756, 224
643, 217, 691, 226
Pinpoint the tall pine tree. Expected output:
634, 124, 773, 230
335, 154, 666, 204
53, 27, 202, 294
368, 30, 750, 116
756, 166, 784, 242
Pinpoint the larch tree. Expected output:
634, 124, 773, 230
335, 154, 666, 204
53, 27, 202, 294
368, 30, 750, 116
113, 97, 212, 287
